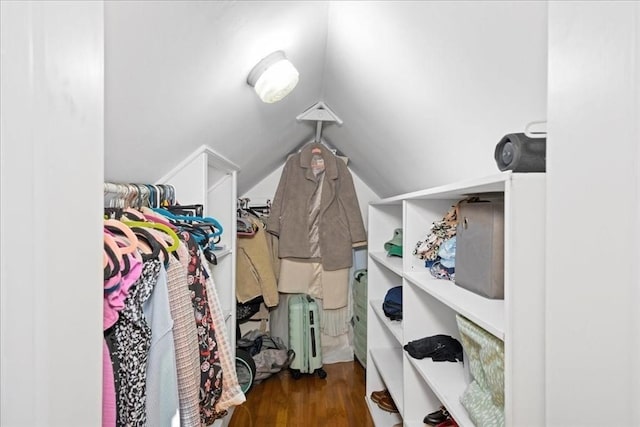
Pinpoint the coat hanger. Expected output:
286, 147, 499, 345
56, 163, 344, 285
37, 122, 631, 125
134, 207, 179, 231
152, 208, 223, 238
151, 208, 224, 255
155, 184, 176, 207
103, 233, 122, 280
120, 219, 180, 253
237, 217, 257, 237
129, 226, 170, 264
104, 219, 139, 255
298, 139, 337, 156
104, 219, 143, 266
164, 204, 204, 217
104, 183, 131, 209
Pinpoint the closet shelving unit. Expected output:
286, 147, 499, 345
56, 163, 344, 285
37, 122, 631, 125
366, 200, 404, 426
366, 172, 545, 427
158, 144, 240, 426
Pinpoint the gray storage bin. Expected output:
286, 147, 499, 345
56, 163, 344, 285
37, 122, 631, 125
455, 195, 505, 299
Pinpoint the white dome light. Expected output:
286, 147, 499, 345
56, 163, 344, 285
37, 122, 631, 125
247, 51, 299, 104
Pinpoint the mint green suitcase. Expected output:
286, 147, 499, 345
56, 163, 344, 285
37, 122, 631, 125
288, 294, 326, 379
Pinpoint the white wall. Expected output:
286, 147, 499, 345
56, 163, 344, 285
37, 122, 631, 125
241, 156, 380, 229
546, 2, 640, 426
0, 2, 104, 425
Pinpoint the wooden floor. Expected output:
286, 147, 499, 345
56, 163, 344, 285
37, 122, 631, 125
228, 360, 375, 427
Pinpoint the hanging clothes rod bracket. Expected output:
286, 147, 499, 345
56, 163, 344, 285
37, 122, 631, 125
297, 101, 343, 143
296, 101, 343, 124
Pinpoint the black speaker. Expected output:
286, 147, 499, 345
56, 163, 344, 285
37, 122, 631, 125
494, 133, 546, 172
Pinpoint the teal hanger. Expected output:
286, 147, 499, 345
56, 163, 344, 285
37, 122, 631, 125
152, 207, 223, 238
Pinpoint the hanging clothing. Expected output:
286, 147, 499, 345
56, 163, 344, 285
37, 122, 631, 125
182, 232, 226, 425
200, 253, 246, 413
165, 244, 202, 427
308, 168, 326, 258
104, 252, 143, 330
114, 258, 162, 427
103, 203, 243, 427
103, 341, 117, 427
142, 266, 179, 427
104, 251, 143, 427
277, 259, 349, 310
266, 142, 367, 271
266, 230, 280, 281
236, 216, 279, 308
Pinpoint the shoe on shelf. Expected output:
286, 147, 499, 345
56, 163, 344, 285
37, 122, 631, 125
370, 389, 390, 405
423, 406, 449, 425
434, 418, 458, 427
376, 394, 399, 413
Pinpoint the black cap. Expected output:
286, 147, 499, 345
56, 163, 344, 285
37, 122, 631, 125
403, 335, 463, 362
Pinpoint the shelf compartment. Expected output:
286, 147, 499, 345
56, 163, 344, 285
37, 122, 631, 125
404, 272, 504, 340
369, 251, 403, 276
404, 352, 474, 427
370, 347, 405, 417
371, 299, 403, 345
365, 396, 402, 427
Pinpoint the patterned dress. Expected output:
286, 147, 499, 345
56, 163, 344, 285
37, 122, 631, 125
182, 232, 226, 425
113, 259, 162, 426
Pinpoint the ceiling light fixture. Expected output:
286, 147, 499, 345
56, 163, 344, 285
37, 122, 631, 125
247, 50, 299, 104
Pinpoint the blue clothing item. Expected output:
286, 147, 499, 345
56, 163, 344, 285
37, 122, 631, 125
142, 266, 179, 427
438, 236, 456, 268
426, 258, 455, 281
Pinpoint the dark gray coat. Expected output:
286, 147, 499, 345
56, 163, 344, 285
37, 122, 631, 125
266, 143, 367, 271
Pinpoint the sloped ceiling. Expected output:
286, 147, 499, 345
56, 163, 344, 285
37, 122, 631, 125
322, 1, 548, 197
104, 1, 329, 193
105, 1, 548, 198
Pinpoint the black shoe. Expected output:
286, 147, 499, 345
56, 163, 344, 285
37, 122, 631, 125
423, 406, 449, 425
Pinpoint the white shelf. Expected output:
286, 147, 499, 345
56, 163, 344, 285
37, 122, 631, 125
370, 348, 404, 417
370, 198, 403, 207
371, 299, 403, 345
214, 247, 232, 260
375, 172, 511, 204
369, 251, 403, 276
404, 271, 504, 340
404, 353, 473, 427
